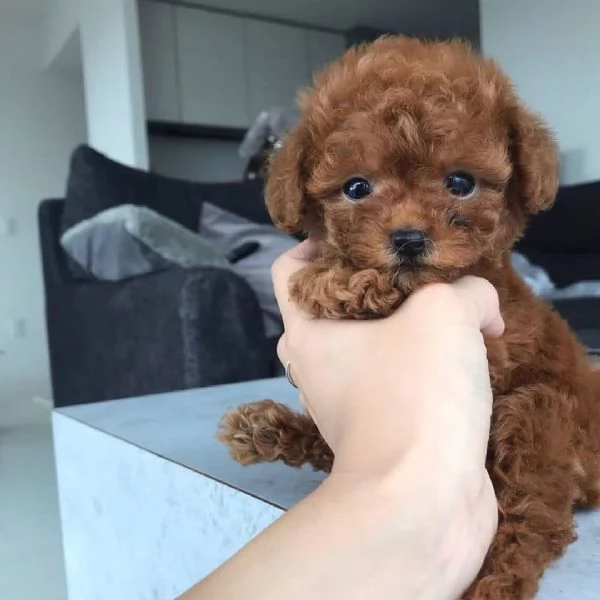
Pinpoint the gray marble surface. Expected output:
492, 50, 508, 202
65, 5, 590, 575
56, 378, 326, 509
54, 378, 600, 599
54, 412, 283, 599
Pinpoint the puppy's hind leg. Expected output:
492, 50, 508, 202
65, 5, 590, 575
217, 400, 333, 472
575, 367, 600, 507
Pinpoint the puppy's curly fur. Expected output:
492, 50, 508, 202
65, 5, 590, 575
218, 36, 600, 598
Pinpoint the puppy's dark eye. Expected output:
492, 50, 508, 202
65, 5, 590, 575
343, 177, 372, 201
444, 172, 476, 198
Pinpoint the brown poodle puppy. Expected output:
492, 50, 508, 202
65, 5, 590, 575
218, 36, 600, 599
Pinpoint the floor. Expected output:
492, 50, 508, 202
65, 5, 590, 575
0, 398, 68, 600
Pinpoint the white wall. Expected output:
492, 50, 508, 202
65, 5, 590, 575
0, 14, 87, 403
79, 0, 149, 168
45, 0, 79, 68
481, 0, 600, 184
45, 0, 149, 167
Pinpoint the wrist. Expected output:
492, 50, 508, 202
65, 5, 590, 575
326, 446, 493, 600
321, 464, 465, 600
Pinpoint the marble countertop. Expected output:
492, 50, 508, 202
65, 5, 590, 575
56, 378, 326, 510
56, 378, 600, 598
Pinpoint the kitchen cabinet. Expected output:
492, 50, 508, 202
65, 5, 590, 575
138, 1, 346, 128
176, 6, 248, 127
244, 19, 310, 122
138, 0, 180, 121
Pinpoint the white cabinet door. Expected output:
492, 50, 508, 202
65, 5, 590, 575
306, 31, 346, 83
138, 0, 180, 122
176, 7, 248, 127
244, 19, 310, 123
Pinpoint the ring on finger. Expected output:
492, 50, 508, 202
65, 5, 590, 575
285, 361, 298, 389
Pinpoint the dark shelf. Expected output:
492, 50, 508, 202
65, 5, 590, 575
148, 120, 247, 142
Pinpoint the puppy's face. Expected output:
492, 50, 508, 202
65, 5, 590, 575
267, 37, 559, 293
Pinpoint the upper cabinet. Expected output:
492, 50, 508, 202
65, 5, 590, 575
244, 20, 310, 123
138, 1, 180, 122
176, 8, 248, 128
138, 0, 346, 128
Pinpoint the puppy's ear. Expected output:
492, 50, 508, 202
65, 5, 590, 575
509, 103, 559, 214
265, 121, 311, 234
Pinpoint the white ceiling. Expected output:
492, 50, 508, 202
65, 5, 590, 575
178, 0, 479, 40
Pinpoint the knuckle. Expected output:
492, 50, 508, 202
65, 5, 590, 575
276, 336, 286, 362
283, 330, 301, 358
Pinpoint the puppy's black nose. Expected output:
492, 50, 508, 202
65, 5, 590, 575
390, 229, 427, 257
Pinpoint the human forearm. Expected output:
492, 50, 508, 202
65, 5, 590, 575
179, 460, 472, 600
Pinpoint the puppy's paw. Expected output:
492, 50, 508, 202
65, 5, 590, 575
217, 400, 278, 465
217, 400, 333, 470
290, 264, 403, 319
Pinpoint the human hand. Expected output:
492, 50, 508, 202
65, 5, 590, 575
273, 240, 504, 600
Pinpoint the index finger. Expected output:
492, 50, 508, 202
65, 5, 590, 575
451, 276, 505, 337
271, 240, 316, 322
403, 277, 504, 339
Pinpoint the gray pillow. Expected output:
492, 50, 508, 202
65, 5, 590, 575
200, 203, 298, 337
61, 204, 228, 281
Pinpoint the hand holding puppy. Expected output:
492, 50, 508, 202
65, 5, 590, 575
274, 240, 503, 600
188, 241, 503, 600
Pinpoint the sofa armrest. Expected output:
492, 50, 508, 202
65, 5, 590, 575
179, 268, 271, 387
47, 267, 270, 407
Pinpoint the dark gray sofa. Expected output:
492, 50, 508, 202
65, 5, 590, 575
516, 179, 600, 352
39, 146, 281, 407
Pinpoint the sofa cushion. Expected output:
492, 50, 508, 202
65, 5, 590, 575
60, 145, 273, 277
62, 145, 203, 235
200, 202, 298, 337
61, 204, 228, 281
62, 145, 271, 232
199, 179, 273, 226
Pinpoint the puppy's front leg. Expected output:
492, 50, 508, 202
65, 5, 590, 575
289, 262, 403, 319
218, 400, 333, 472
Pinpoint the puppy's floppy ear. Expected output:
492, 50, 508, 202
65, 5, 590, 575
508, 102, 559, 214
265, 121, 311, 234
